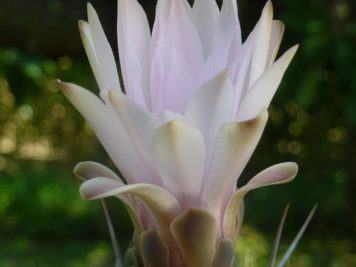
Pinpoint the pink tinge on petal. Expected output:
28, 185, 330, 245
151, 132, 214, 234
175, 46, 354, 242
231, 52, 252, 119
150, 37, 198, 113
223, 162, 298, 240
219, 0, 242, 58
117, 0, 151, 107
120, 51, 147, 107
198, 28, 235, 86
166, 0, 203, 72
86, 3, 121, 92
244, 162, 298, 190
150, 0, 204, 114
191, 0, 220, 56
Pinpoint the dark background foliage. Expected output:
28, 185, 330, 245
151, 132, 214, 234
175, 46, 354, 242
0, 0, 355, 266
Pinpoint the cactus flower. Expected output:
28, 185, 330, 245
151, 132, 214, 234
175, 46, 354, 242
59, 0, 298, 266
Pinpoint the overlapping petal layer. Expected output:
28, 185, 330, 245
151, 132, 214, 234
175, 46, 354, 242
61, 0, 298, 266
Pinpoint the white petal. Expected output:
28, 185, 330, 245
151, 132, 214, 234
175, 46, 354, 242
80, 178, 181, 231
149, 50, 165, 112
267, 20, 285, 66
156, 0, 192, 18
79, 175, 146, 234
150, 0, 203, 113
154, 0, 203, 71
219, 0, 242, 51
243, 162, 297, 190
185, 71, 234, 157
191, 0, 220, 56
220, 0, 240, 31
106, 90, 163, 183
231, 51, 252, 118
198, 28, 235, 84
226, 26, 255, 111
74, 161, 123, 183
159, 110, 184, 124
202, 112, 268, 216
152, 120, 205, 208
78, 21, 104, 91
59, 82, 157, 185
223, 162, 298, 239
249, 1, 273, 85
117, 0, 151, 106
86, 3, 120, 91
237, 45, 298, 121
150, 45, 197, 113
107, 90, 160, 144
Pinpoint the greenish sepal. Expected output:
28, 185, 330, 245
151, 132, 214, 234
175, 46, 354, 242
171, 207, 217, 267
141, 230, 170, 267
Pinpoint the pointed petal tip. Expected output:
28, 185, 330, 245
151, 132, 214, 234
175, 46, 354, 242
57, 79, 69, 94
274, 19, 285, 29
273, 44, 299, 69
78, 20, 87, 29
58, 82, 95, 105
271, 44, 299, 72
87, 2, 101, 25
58, 81, 74, 96
292, 44, 300, 53
263, 0, 273, 17
57, 80, 68, 92
87, 2, 95, 13
266, 0, 273, 9
285, 44, 299, 61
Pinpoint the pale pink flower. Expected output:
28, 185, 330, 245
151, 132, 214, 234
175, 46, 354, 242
59, 0, 298, 266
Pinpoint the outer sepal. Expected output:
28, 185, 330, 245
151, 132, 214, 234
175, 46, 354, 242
223, 162, 298, 240
170, 208, 217, 267
141, 230, 170, 267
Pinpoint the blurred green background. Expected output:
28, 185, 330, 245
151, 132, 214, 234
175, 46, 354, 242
0, 0, 355, 266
